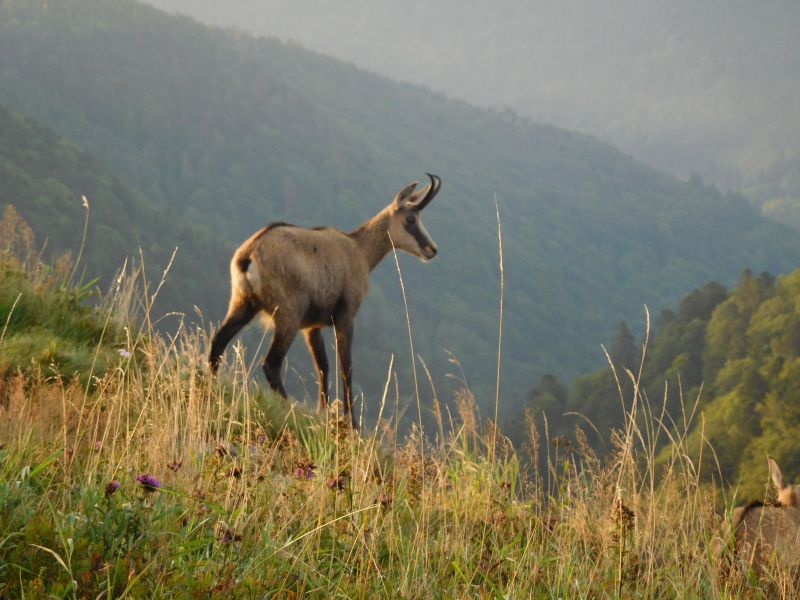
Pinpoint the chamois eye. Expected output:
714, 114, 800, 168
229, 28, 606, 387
404, 213, 416, 225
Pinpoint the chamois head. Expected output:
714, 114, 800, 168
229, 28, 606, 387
386, 173, 441, 261
769, 456, 800, 507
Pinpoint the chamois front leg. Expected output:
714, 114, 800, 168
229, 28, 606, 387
262, 324, 298, 398
334, 320, 355, 428
304, 328, 329, 411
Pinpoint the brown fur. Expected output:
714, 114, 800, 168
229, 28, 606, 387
209, 174, 441, 427
714, 457, 800, 576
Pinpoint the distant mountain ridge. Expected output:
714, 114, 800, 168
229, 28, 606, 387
147, 0, 800, 220
0, 0, 798, 420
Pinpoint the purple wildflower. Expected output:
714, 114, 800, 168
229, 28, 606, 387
105, 480, 121, 497
221, 529, 242, 544
117, 348, 132, 359
135, 473, 161, 492
293, 462, 316, 480
325, 475, 345, 491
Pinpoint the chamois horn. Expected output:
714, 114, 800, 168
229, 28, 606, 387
414, 173, 441, 210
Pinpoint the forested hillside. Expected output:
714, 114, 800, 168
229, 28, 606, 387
523, 268, 800, 497
0, 106, 228, 316
147, 0, 800, 223
1, 0, 799, 421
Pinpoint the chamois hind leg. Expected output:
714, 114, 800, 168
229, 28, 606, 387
334, 320, 356, 428
209, 302, 257, 372
304, 328, 329, 411
262, 322, 298, 398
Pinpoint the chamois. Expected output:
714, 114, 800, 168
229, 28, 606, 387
714, 456, 800, 575
209, 174, 441, 427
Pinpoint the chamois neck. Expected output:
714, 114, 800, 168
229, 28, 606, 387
349, 210, 394, 271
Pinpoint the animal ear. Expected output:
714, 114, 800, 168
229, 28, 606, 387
769, 456, 787, 490
393, 181, 418, 208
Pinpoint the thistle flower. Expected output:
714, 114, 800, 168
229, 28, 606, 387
135, 473, 161, 492
325, 475, 346, 491
221, 529, 242, 544
105, 480, 121, 497
293, 461, 316, 480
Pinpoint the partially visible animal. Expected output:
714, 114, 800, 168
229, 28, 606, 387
209, 174, 441, 427
713, 456, 800, 576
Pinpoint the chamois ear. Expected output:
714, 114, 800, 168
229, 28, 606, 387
769, 456, 787, 490
768, 456, 798, 506
393, 181, 418, 208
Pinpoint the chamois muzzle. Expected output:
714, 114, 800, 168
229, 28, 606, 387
422, 243, 438, 260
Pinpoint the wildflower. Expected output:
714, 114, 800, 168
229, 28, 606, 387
325, 475, 346, 491
94, 441, 103, 451
221, 529, 242, 544
379, 494, 392, 508
257, 433, 266, 445
117, 348, 132, 359
167, 460, 182, 472
135, 473, 161, 492
293, 461, 316, 480
105, 480, 121, 497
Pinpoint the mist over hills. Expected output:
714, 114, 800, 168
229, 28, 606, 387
147, 0, 800, 222
1, 0, 799, 421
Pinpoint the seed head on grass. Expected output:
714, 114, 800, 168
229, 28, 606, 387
136, 473, 161, 492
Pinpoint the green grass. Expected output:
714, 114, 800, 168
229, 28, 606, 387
1, 210, 798, 598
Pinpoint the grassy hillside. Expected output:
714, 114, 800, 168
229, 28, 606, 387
0, 105, 229, 319
1, 228, 796, 598
1, 0, 799, 420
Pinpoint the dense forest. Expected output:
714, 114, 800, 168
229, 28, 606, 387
148, 0, 800, 225
1, 0, 799, 425
518, 268, 800, 498
0, 106, 228, 316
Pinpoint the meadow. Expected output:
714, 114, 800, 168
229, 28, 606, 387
0, 207, 795, 598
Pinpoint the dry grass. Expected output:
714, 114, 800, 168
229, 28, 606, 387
0, 210, 796, 598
